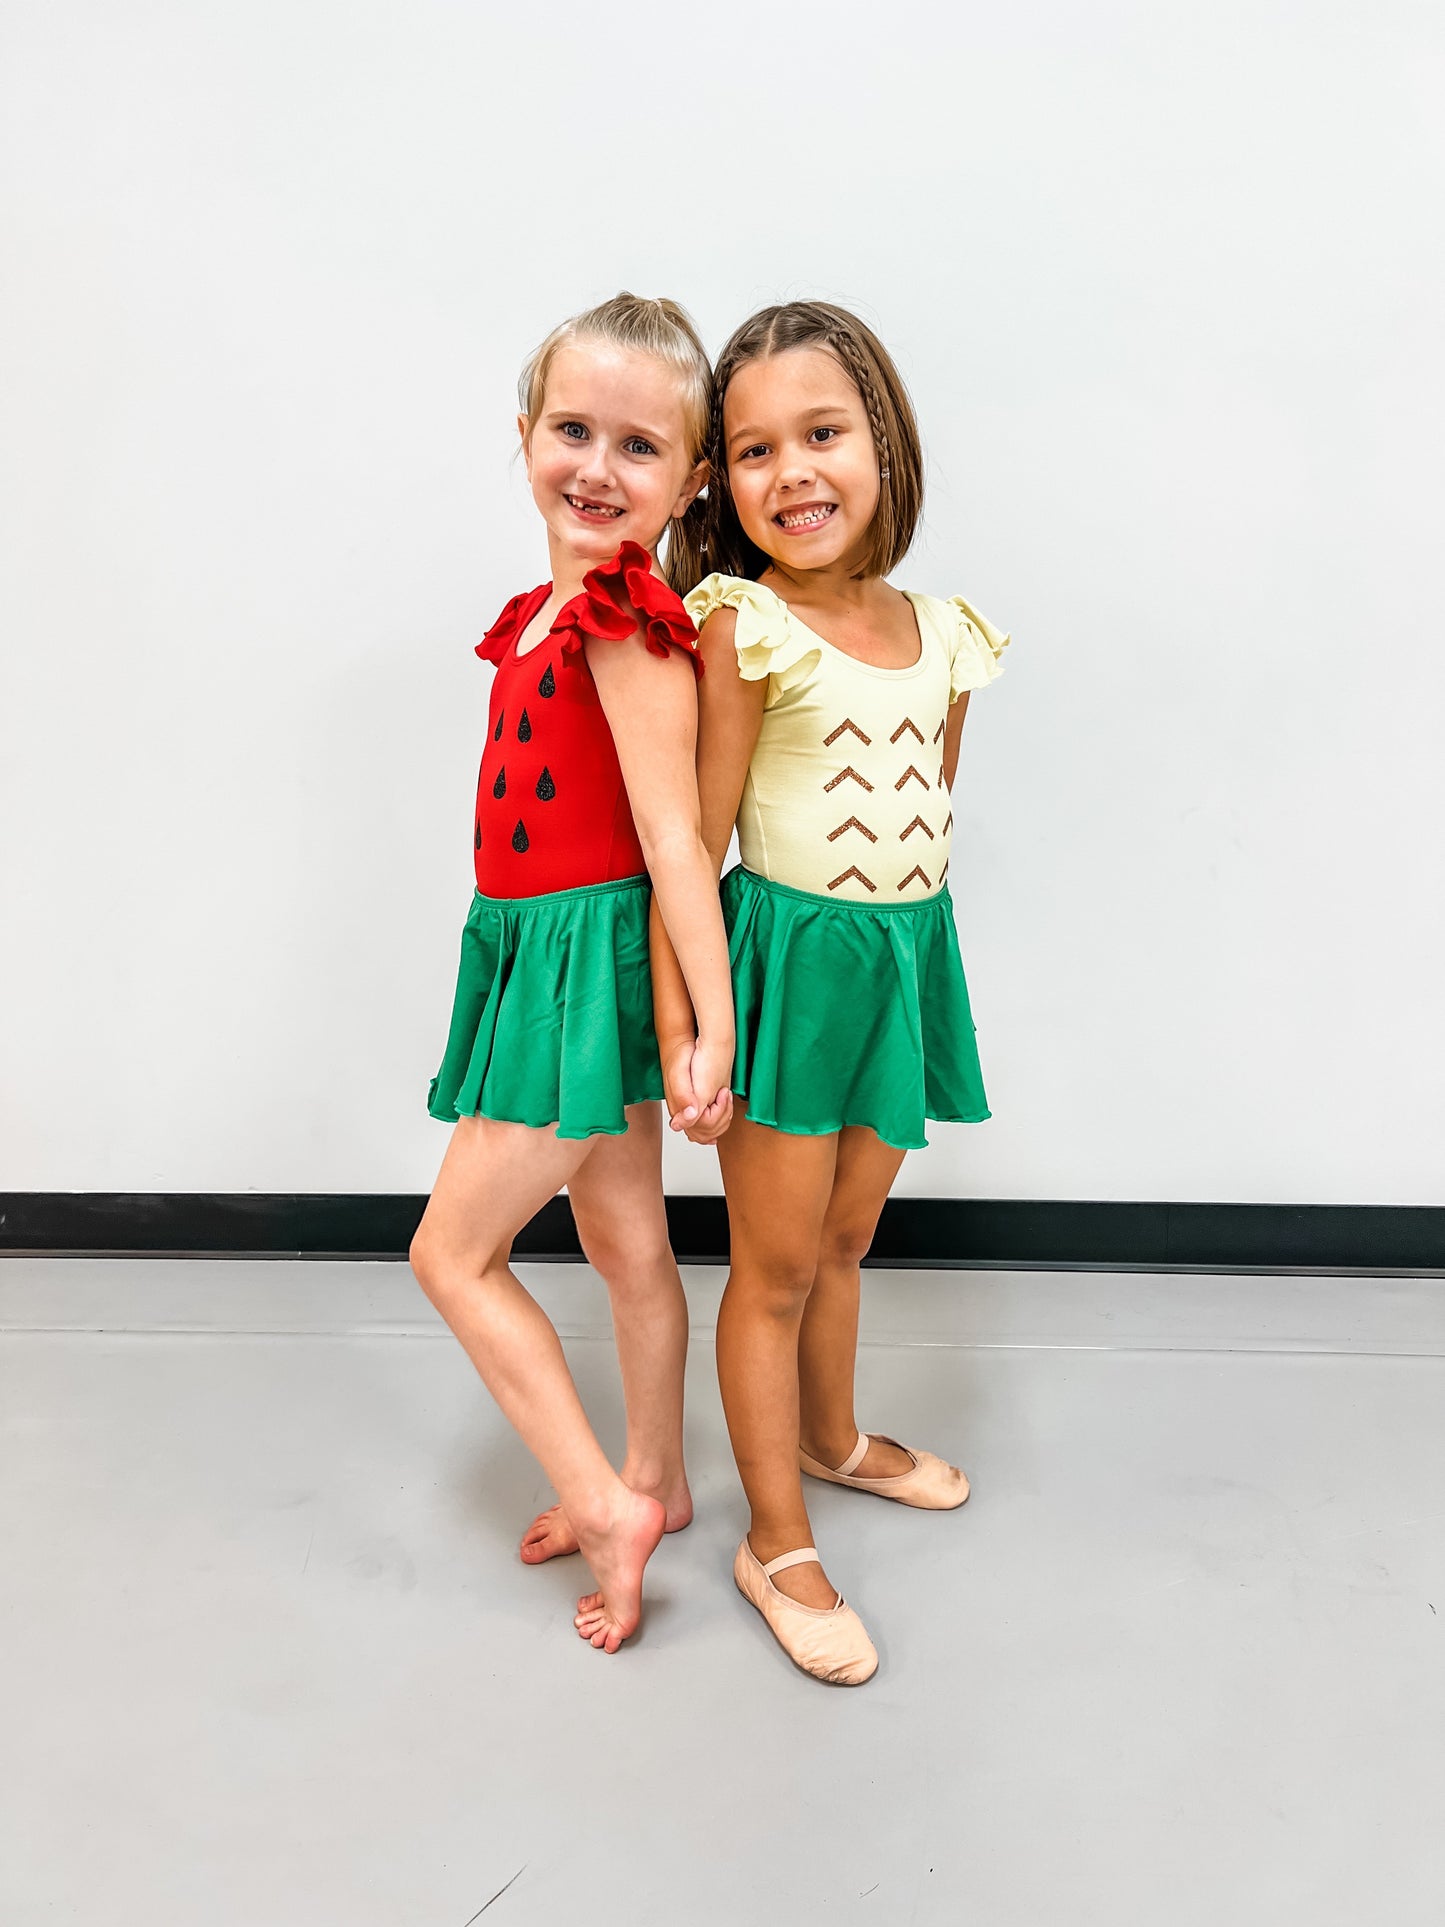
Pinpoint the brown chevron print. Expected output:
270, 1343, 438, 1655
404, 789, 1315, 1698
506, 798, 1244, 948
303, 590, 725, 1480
900, 815, 936, 841
933, 720, 945, 744
824, 766, 875, 793
827, 816, 878, 843
937, 762, 947, 788
941, 858, 950, 881
944, 810, 954, 834
897, 865, 932, 891
894, 765, 929, 792
824, 718, 872, 747
829, 865, 878, 893
890, 718, 925, 745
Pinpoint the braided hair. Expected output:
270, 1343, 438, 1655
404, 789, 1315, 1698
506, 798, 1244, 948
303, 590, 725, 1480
663, 300, 924, 593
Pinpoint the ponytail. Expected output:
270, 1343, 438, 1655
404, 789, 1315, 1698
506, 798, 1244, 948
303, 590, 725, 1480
662, 489, 712, 598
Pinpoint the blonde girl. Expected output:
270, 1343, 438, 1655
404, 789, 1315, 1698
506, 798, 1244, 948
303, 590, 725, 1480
412, 294, 734, 1654
655, 300, 1009, 1683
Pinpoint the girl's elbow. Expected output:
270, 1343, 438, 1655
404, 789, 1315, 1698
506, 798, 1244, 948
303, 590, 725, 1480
636, 820, 705, 874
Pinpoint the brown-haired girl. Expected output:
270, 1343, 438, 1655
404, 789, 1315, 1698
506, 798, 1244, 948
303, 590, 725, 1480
653, 301, 1010, 1683
412, 294, 734, 1655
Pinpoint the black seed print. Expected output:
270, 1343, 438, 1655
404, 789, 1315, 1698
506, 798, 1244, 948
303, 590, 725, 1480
474, 821, 481, 851
492, 766, 506, 800
512, 819, 530, 853
493, 712, 504, 742
538, 663, 556, 698
517, 708, 533, 743
535, 766, 556, 802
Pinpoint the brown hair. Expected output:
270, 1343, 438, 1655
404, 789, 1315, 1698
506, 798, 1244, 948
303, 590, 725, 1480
518, 291, 710, 474
664, 300, 923, 593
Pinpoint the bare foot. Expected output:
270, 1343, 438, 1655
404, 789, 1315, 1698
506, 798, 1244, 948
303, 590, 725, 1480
520, 1478, 692, 1565
570, 1488, 666, 1654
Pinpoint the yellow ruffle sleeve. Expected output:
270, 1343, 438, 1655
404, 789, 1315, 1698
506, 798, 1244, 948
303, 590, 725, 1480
683, 574, 821, 698
946, 594, 1010, 700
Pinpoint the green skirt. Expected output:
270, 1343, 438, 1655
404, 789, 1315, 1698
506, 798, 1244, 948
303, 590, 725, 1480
722, 866, 990, 1150
427, 875, 663, 1139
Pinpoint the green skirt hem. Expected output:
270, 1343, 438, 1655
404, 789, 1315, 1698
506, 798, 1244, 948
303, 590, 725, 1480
728, 1099, 991, 1154
425, 1088, 663, 1140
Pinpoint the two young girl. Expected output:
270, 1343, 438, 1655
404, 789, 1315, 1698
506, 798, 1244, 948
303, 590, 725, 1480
414, 293, 1008, 1683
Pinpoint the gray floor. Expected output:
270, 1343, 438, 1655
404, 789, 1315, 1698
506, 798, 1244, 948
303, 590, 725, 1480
3, 1260, 1444, 1926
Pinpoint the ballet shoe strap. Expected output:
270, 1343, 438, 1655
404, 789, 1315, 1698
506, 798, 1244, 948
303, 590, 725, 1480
761, 1546, 821, 1578
837, 1433, 871, 1477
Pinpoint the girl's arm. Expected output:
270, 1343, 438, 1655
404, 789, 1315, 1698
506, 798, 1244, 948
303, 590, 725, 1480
587, 625, 744, 1125
648, 608, 765, 1142
942, 691, 972, 788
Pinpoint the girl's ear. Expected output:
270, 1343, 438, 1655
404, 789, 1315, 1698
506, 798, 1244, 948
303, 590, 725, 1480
516, 412, 532, 478
672, 456, 709, 520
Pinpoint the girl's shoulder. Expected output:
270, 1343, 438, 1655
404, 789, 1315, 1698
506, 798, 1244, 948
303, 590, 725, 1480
683, 573, 819, 695
685, 573, 1011, 701
904, 588, 1011, 698
561, 542, 700, 675
477, 546, 700, 675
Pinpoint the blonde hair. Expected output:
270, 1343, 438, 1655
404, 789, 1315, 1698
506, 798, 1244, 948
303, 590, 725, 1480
518, 291, 711, 471
666, 300, 924, 591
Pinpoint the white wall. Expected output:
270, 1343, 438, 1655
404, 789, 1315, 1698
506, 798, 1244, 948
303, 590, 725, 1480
3, 0, 1442, 1204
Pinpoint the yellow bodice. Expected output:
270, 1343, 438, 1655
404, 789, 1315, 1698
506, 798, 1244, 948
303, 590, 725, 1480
684, 575, 1009, 902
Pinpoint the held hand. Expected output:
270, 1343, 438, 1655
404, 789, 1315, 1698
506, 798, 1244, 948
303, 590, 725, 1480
682, 1035, 735, 1145
661, 1038, 703, 1133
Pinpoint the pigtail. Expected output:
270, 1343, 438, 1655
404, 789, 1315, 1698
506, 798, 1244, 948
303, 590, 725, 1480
663, 361, 761, 591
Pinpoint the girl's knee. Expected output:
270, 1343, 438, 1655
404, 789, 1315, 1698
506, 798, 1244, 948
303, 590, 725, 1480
726, 1247, 816, 1320
409, 1216, 505, 1309
409, 1219, 443, 1296
819, 1217, 879, 1271
575, 1213, 672, 1289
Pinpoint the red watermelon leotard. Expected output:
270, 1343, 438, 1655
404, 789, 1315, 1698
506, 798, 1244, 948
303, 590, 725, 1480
471, 542, 701, 898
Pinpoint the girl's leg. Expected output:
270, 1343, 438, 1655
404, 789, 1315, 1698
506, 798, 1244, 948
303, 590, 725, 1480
409, 1115, 664, 1653
797, 1126, 914, 1480
714, 1105, 843, 1611
519, 1100, 693, 1563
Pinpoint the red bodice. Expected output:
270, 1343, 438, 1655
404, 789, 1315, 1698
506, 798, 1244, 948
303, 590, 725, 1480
471, 543, 702, 898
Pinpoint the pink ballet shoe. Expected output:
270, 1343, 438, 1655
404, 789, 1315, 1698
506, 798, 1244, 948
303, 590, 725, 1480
799, 1431, 970, 1509
732, 1540, 878, 1687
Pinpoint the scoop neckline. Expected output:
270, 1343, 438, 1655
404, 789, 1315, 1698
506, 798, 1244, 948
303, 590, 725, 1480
753, 577, 930, 680
512, 582, 561, 661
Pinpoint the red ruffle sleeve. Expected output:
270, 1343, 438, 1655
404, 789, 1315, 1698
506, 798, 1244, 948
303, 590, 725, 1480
553, 541, 703, 677
474, 585, 548, 665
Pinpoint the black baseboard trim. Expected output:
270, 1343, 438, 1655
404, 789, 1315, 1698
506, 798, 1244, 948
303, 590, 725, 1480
2, 1193, 1442, 1274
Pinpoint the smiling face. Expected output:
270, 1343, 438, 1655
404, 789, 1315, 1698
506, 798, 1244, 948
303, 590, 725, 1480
723, 348, 882, 576
520, 341, 704, 571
